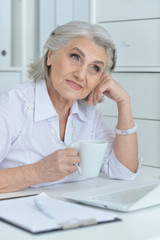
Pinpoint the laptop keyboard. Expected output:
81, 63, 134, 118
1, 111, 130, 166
94, 184, 158, 204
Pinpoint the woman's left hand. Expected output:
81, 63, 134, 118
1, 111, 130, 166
87, 73, 138, 173
87, 73, 129, 106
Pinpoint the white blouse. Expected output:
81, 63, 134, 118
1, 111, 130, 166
0, 80, 138, 187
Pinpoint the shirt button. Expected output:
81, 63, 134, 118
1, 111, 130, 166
27, 106, 32, 110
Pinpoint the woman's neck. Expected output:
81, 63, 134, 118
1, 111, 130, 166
46, 79, 74, 141
46, 79, 73, 118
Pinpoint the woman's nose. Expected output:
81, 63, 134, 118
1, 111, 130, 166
73, 65, 87, 81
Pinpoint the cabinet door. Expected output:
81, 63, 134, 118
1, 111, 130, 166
136, 119, 160, 168
97, 73, 160, 120
101, 116, 160, 168
99, 19, 160, 67
96, 0, 160, 22
39, 0, 90, 55
0, 0, 11, 67
0, 72, 21, 93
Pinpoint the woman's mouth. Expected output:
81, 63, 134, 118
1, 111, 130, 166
65, 79, 83, 90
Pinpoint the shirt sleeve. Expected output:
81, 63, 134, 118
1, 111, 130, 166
94, 108, 140, 181
0, 90, 22, 163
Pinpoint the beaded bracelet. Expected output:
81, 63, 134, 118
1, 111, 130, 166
115, 123, 137, 135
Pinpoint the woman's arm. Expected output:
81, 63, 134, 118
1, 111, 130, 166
88, 74, 138, 173
113, 96, 138, 172
0, 148, 79, 193
0, 164, 39, 193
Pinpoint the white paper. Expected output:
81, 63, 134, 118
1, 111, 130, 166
0, 193, 117, 233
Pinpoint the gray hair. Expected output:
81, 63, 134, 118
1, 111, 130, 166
28, 21, 117, 81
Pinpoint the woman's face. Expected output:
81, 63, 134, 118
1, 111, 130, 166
47, 37, 108, 102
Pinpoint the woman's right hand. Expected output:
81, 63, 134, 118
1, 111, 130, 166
35, 148, 80, 183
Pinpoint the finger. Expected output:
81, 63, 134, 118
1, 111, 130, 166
93, 89, 97, 105
93, 85, 103, 105
67, 156, 80, 165
65, 147, 79, 156
97, 90, 103, 103
92, 76, 109, 105
90, 88, 98, 106
87, 90, 94, 105
66, 164, 78, 174
97, 79, 112, 98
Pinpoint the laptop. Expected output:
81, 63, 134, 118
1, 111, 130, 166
64, 180, 160, 212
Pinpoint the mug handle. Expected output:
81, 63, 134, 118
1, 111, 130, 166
74, 163, 81, 174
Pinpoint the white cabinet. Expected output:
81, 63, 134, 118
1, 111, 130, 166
95, 0, 160, 167
0, 0, 39, 91
39, 0, 90, 55
0, 0, 11, 67
99, 20, 160, 68
96, 0, 160, 22
136, 119, 160, 168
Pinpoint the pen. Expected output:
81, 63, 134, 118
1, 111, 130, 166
34, 197, 54, 219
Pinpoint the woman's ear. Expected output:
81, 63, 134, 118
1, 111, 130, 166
47, 50, 53, 66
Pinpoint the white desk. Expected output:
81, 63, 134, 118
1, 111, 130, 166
1, 166, 160, 240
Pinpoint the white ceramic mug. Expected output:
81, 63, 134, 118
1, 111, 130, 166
71, 140, 108, 178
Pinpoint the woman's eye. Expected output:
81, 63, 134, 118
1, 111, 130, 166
92, 65, 100, 72
71, 54, 79, 61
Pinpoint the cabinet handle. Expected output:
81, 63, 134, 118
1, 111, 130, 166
1, 50, 7, 56
125, 42, 131, 46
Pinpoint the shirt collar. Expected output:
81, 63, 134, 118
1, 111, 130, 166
34, 80, 87, 122
70, 101, 87, 122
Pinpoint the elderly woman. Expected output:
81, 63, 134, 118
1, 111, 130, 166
0, 21, 139, 193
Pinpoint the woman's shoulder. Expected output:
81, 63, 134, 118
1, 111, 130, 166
0, 81, 36, 123
0, 81, 35, 105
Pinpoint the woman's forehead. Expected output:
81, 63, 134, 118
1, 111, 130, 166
63, 37, 108, 65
